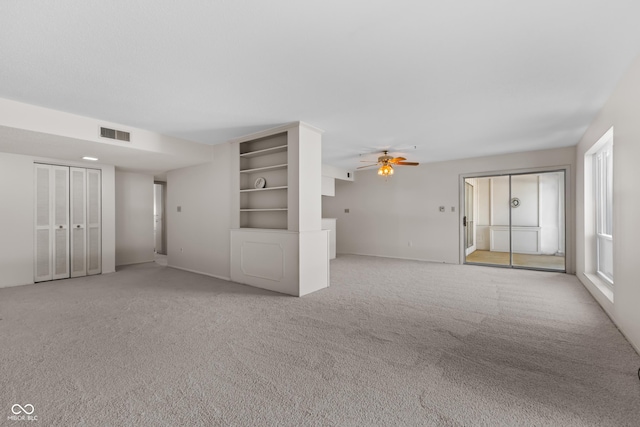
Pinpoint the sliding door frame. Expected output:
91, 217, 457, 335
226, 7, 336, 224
459, 165, 572, 273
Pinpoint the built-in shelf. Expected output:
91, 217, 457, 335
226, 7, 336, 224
240, 208, 288, 212
237, 132, 289, 231
240, 144, 288, 158
231, 123, 328, 296
240, 186, 288, 193
240, 164, 288, 174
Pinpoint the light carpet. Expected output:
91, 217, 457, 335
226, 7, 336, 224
1, 255, 639, 426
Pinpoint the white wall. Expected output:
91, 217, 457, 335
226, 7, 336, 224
510, 175, 539, 226
0, 152, 116, 287
0, 153, 37, 287
322, 146, 575, 272
576, 55, 640, 353
115, 171, 154, 266
489, 176, 511, 225
166, 143, 230, 280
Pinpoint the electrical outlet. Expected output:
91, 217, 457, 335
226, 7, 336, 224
439, 206, 445, 212
451, 206, 455, 212
177, 206, 182, 212
344, 208, 350, 213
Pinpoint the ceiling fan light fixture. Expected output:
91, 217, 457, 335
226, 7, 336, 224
378, 164, 394, 176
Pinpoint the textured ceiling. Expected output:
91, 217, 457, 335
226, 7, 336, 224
1, 1, 639, 170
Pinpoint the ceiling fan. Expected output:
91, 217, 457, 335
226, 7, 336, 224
357, 150, 419, 176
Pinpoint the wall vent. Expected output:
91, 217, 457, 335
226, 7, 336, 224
100, 127, 130, 142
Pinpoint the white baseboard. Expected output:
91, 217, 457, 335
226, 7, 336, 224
578, 273, 640, 356
167, 265, 231, 282
337, 252, 448, 264
0, 281, 34, 289
116, 259, 155, 267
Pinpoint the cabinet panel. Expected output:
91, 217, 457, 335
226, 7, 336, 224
231, 229, 299, 295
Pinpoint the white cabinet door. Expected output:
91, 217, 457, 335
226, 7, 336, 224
86, 169, 101, 276
70, 167, 87, 277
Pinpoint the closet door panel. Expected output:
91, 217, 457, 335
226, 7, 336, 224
35, 229, 50, 281
86, 169, 102, 275
52, 166, 70, 280
34, 164, 52, 282
70, 167, 87, 277
34, 164, 100, 282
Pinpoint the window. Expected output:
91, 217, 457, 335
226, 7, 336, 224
594, 139, 613, 284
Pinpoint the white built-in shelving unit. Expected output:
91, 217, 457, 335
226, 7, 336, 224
238, 132, 289, 229
230, 122, 329, 296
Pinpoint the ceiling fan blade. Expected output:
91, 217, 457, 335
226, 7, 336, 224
356, 164, 379, 169
390, 157, 407, 163
396, 162, 419, 166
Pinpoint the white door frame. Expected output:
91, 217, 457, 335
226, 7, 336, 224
464, 180, 477, 256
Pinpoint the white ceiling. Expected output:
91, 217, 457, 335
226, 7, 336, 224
1, 1, 639, 170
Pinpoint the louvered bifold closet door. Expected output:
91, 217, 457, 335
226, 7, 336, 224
70, 167, 87, 277
52, 166, 70, 280
34, 165, 53, 282
86, 169, 101, 275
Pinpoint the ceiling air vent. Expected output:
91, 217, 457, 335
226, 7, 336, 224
100, 127, 130, 142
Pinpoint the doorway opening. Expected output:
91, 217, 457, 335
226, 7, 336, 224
462, 170, 566, 272
154, 182, 167, 265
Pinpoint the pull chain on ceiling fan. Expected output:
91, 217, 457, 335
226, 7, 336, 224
357, 150, 419, 176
